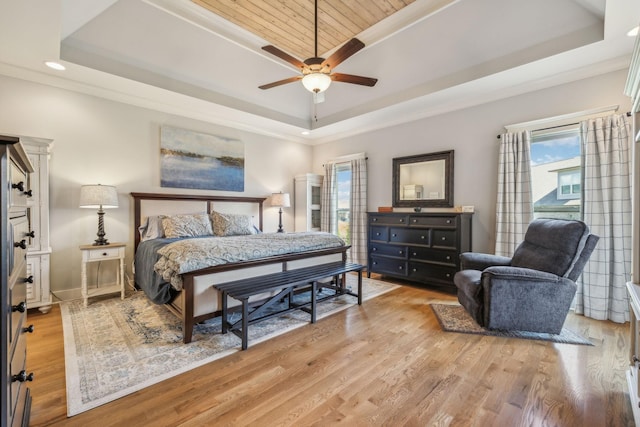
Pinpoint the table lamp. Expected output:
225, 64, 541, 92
271, 192, 290, 233
79, 184, 118, 245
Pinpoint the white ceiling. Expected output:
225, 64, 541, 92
0, 0, 638, 144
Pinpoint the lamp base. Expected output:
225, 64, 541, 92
93, 238, 109, 246
94, 209, 110, 245
277, 208, 285, 233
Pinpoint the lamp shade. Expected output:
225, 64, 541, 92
271, 192, 290, 208
302, 72, 331, 93
79, 184, 119, 209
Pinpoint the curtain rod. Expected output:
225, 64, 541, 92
496, 110, 631, 139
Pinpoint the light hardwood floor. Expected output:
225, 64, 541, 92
27, 281, 634, 426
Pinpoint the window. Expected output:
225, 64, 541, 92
530, 126, 581, 220
335, 163, 351, 244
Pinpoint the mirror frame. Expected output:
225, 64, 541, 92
392, 150, 454, 208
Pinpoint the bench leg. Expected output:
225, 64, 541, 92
221, 291, 228, 334
311, 281, 317, 323
357, 271, 362, 305
242, 300, 249, 350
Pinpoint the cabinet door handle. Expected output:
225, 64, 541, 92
12, 181, 25, 192
22, 324, 34, 333
23, 276, 34, 284
11, 370, 34, 383
12, 302, 26, 313
14, 239, 27, 249
26, 230, 35, 238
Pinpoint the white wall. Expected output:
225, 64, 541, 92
312, 69, 632, 254
0, 75, 311, 297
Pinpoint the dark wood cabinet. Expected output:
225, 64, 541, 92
1, 136, 34, 427
367, 212, 472, 290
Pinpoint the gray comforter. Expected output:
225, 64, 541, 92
154, 232, 345, 291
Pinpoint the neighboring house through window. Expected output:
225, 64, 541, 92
530, 125, 581, 220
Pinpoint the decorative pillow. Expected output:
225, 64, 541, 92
138, 215, 166, 241
210, 211, 256, 237
162, 213, 213, 238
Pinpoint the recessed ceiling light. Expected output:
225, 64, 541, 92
301, 131, 310, 135
45, 61, 65, 71
628, 26, 639, 37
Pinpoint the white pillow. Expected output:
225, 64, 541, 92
138, 215, 166, 241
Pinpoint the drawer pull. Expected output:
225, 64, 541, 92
373, 261, 378, 265
24, 275, 34, 284
12, 181, 25, 192
11, 370, 34, 383
102, 252, 108, 256
398, 266, 403, 270
12, 302, 26, 313
445, 273, 451, 278
392, 234, 397, 237
372, 247, 377, 252
446, 219, 452, 224
412, 268, 417, 272
14, 239, 27, 249
372, 218, 377, 222
399, 219, 404, 223
22, 324, 34, 333
398, 250, 403, 255
412, 219, 417, 223
413, 252, 417, 256
441, 237, 446, 241
421, 235, 425, 240
376, 232, 380, 236
446, 256, 451, 260
26, 230, 35, 238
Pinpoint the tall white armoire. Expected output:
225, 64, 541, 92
294, 173, 323, 232
22, 137, 52, 313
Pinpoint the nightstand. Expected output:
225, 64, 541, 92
80, 242, 126, 307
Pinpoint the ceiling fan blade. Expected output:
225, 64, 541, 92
261, 45, 306, 70
331, 73, 378, 87
259, 76, 302, 90
321, 38, 365, 69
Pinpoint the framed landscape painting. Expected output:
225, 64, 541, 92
160, 126, 244, 191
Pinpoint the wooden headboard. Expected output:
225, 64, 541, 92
130, 192, 267, 251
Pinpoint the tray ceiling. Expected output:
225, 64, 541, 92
0, 0, 638, 144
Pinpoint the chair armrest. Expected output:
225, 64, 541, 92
460, 252, 512, 271
483, 266, 563, 282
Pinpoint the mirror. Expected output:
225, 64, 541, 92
392, 150, 454, 208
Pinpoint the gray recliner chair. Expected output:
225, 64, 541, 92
453, 218, 599, 334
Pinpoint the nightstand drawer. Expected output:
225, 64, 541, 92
87, 247, 121, 260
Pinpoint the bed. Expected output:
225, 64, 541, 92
131, 192, 349, 343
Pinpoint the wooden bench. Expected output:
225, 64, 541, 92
214, 261, 364, 350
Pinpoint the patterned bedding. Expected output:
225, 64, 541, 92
153, 232, 345, 291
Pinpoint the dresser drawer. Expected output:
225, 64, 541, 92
369, 243, 408, 259
9, 216, 29, 278
409, 247, 457, 266
369, 214, 409, 226
9, 329, 27, 422
408, 262, 456, 284
390, 227, 430, 245
370, 256, 408, 277
408, 215, 457, 227
86, 247, 122, 260
432, 230, 457, 249
9, 157, 29, 209
10, 270, 27, 347
369, 226, 389, 242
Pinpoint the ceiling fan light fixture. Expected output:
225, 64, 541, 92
302, 72, 331, 93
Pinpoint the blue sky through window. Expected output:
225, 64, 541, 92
530, 133, 580, 166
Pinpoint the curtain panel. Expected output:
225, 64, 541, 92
349, 158, 367, 265
576, 113, 632, 323
494, 131, 533, 256
320, 162, 337, 234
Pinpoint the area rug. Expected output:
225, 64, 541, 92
61, 275, 399, 416
430, 303, 593, 346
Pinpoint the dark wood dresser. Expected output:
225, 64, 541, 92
1, 136, 35, 427
367, 212, 473, 291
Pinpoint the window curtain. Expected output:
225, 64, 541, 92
495, 131, 533, 256
575, 114, 632, 323
349, 157, 367, 265
321, 162, 337, 234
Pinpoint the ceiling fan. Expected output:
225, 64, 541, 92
258, 0, 378, 94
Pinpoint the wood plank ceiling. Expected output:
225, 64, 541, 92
192, 0, 416, 60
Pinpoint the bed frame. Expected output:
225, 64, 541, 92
131, 192, 349, 343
